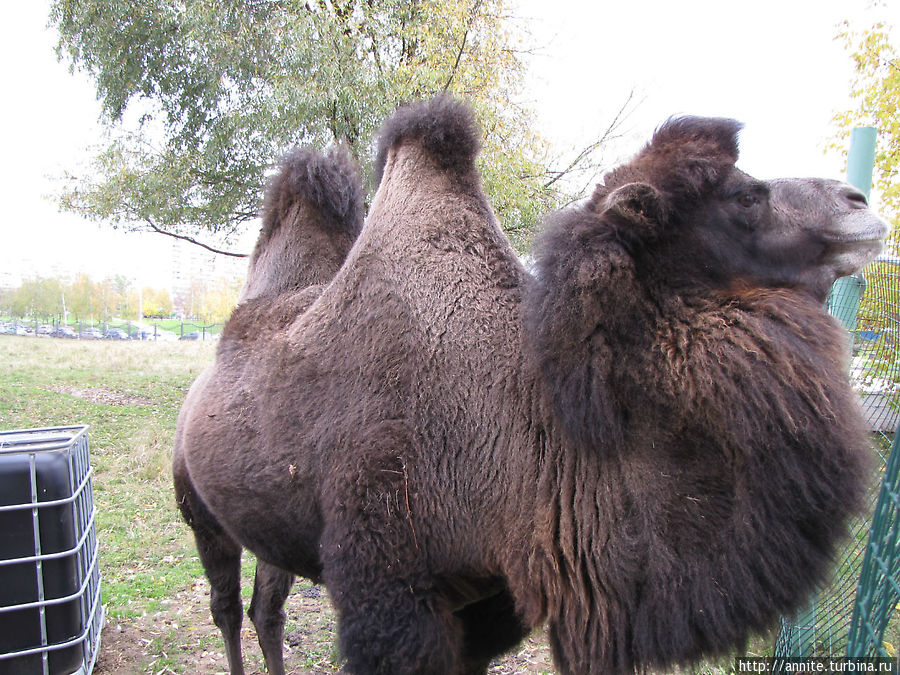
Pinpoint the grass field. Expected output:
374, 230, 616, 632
0, 335, 774, 674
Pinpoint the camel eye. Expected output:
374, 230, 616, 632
737, 193, 758, 208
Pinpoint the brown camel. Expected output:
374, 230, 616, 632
175, 97, 886, 674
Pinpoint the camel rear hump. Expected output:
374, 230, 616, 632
261, 145, 364, 243
242, 146, 364, 301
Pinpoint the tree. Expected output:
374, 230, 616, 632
10, 277, 65, 321
107, 275, 136, 319
175, 277, 210, 320
68, 273, 99, 322
142, 286, 174, 318
832, 15, 899, 241
198, 276, 243, 323
50, 0, 625, 254
94, 277, 119, 320
0, 287, 12, 317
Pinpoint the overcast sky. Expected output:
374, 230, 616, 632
515, 0, 893, 179
0, 0, 894, 288
0, 2, 173, 288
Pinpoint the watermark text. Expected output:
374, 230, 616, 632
736, 658, 897, 674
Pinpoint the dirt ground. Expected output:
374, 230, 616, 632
48, 384, 155, 407
93, 581, 556, 675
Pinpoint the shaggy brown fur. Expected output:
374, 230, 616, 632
175, 97, 886, 675
173, 144, 363, 675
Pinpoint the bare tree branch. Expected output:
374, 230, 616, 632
443, 28, 470, 93
443, 0, 484, 93
142, 218, 249, 258
542, 90, 639, 191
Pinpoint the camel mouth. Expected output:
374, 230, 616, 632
825, 236, 885, 263
822, 212, 889, 248
825, 240, 886, 280
827, 233, 888, 247
819, 212, 888, 279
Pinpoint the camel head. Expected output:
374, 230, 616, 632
526, 115, 889, 467
588, 116, 888, 301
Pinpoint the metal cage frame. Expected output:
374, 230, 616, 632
0, 425, 103, 675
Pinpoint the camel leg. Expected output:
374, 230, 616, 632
333, 580, 461, 674
247, 559, 294, 675
456, 589, 529, 675
320, 437, 463, 673
323, 541, 462, 675
175, 467, 246, 675
199, 534, 245, 675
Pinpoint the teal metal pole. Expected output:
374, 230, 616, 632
846, 127, 877, 201
827, 275, 866, 333
826, 127, 878, 333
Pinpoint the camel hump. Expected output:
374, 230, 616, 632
374, 95, 482, 185
261, 145, 364, 241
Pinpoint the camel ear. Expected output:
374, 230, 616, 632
602, 182, 666, 229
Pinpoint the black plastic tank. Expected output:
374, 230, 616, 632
0, 426, 102, 675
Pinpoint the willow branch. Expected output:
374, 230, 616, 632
142, 218, 249, 258
542, 89, 638, 190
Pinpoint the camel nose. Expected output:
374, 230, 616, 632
840, 185, 869, 209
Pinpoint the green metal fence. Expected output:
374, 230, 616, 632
848, 432, 900, 657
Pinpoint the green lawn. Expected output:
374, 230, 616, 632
0, 337, 250, 672
0, 336, 210, 510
